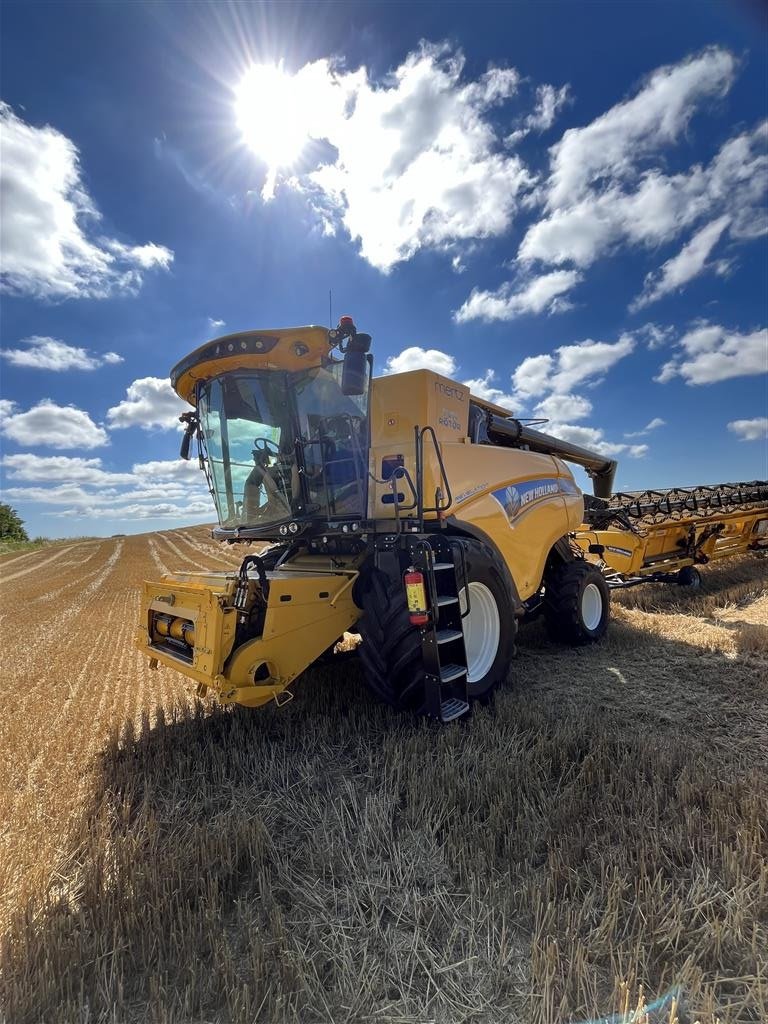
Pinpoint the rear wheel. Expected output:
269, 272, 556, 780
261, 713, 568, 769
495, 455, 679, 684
357, 539, 516, 711
544, 559, 610, 645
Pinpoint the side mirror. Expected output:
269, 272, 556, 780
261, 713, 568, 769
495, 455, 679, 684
341, 333, 371, 396
179, 412, 198, 460
180, 430, 193, 460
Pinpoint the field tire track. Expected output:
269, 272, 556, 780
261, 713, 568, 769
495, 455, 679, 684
2, 544, 91, 582
156, 533, 209, 570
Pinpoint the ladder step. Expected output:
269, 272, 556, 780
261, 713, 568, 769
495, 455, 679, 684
436, 628, 463, 645
440, 663, 467, 684
436, 595, 459, 607
440, 698, 470, 722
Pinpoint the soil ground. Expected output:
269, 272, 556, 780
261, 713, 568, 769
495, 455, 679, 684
0, 528, 766, 1023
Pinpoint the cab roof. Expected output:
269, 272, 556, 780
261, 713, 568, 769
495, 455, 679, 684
170, 325, 332, 404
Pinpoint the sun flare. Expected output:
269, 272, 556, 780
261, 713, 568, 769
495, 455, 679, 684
235, 63, 311, 172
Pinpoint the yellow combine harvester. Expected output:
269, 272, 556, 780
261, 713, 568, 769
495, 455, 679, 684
136, 318, 768, 721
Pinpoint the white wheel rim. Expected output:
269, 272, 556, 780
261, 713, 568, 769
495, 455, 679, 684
581, 583, 603, 631
458, 582, 500, 683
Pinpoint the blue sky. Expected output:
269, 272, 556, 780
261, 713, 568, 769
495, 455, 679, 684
1, 0, 766, 538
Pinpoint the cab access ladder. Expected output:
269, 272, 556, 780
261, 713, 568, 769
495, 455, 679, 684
410, 538, 472, 723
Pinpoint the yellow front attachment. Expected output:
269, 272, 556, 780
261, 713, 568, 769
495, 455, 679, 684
136, 565, 361, 708
575, 507, 768, 577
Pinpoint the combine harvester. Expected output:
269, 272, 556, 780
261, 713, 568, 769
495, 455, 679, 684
136, 319, 768, 721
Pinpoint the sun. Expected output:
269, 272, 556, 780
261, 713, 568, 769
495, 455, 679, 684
234, 63, 311, 172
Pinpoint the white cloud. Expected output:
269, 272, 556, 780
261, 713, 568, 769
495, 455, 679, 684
462, 370, 516, 411
624, 417, 666, 438
0, 102, 173, 300
545, 48, 736, 209
507, 83, 571, 143
384, 346, 457, 376
631, 215, 731, 310
240, 44, 533, 271
1, 453, 133, 484
533, 392, 593, 423
636, 323, 676, 350
656, 323, 767, 385
518, 122, 768, 270
545, 423, 648, 459
455, 269, 581, 322
208, 318, 226, 330
47, 500, 214, 521
1, 336, 123, 371
0, 400, 108, 449
513, 334, 635, 399
106, 377, 188, 430
1, 453, 215, 522
0, 399, 17, 421
727, 418, 767, 442
508, 48, 766, 309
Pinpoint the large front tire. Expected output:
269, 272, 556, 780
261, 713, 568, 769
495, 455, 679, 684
544, 559, 610, 645
357, 539, 516, 712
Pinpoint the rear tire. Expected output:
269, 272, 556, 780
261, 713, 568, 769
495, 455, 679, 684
544, 559, 609, 645
357, 539, 516, 711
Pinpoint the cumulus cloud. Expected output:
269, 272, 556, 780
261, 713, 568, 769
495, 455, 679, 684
631, 215, 731, 310
0, 102, 173, 300
461, 370, 517, 411
532, 392, 593, 423
0, 400, 108, 449
727, 418, 767, 442
545, 48, 736, 209
239, 44, 534, 271
506, 83, 570, 143
454, 269, 581, 322
106, 377, 188, 430
0, 399, 17, 421
501, 50, 766, 314
545, 423, 648, 459
1, 453, 215, 522
512, 334, 635, 399
384, 346, 458, 376
1, 453, 134, 485
655, 323, 767, 385
624, 417, 666, 438
1, 336, 123, 370
208, 318, 226, 331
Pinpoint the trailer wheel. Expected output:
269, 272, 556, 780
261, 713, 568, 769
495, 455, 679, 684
357, 540, 516, 711
544, 559, 609, 645
677, 566, 702, 590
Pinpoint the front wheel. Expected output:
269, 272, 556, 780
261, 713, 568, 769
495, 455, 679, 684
357, 539, 517, 712
544, 559, 610, 645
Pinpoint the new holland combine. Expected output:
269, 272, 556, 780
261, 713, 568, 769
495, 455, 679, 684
136, 319, 768, 721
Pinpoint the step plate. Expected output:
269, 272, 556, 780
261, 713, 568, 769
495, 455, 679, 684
440, 698, 470, 722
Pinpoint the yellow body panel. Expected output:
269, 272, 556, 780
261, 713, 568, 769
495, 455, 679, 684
136, 563, 361, 707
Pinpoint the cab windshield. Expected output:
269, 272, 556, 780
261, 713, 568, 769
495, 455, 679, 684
198, 362, 369, 532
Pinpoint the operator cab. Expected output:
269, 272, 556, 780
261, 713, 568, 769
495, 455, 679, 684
172, 320, 371, 541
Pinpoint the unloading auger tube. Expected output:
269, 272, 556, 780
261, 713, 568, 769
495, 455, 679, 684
484, 414, 617, 499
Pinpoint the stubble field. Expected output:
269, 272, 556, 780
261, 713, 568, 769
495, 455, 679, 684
0, 526, 766, 1024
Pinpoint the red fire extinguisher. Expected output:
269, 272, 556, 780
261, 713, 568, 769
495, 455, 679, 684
404, 568, 429, 626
